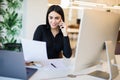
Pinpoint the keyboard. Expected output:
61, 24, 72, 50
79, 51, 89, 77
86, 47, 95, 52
26, 67, 38, 79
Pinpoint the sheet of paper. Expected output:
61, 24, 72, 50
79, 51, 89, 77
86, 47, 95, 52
42, 59, 70, 71
21, 38, 48, 62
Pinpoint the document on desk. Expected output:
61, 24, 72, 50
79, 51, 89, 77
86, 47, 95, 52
44, 59, 69, 71
21, 38, 48, 62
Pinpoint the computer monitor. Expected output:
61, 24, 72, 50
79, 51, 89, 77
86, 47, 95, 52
74, 9, 120, 72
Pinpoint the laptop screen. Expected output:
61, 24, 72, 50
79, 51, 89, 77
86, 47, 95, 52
0, 50, 37, 80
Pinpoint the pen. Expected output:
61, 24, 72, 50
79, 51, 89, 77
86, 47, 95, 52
51, 63, 56, 68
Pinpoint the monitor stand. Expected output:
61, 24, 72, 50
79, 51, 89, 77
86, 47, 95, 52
104, 41, 119, 80
89, 41, 119, 80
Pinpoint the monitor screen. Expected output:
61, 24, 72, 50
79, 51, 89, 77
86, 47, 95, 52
74, 9, 120, 72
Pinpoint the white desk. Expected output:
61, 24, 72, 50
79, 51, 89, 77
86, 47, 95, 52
29, 58, 105, 80
41, 75, 106, 80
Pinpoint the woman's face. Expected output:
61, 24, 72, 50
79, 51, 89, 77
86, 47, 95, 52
48, 11, 62, 29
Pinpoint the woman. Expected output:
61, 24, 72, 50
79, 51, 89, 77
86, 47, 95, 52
33, 5, 72, 59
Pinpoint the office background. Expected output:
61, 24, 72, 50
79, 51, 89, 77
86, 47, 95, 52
22, 0, 120, 40
21, 0, 120, 55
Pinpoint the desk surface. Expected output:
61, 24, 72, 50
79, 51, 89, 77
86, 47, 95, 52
29, 58, 105, 80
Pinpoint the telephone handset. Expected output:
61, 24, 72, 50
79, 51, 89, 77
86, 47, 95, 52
59, 19, 64, 29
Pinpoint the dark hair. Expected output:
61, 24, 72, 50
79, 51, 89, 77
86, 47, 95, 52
46, 5, 65, 28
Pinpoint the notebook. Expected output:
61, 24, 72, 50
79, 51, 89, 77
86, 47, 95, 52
0, 50, 38, 80
21, 38, 48, 62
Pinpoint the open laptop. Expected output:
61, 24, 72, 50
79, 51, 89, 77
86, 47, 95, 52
0, 50, 38, 80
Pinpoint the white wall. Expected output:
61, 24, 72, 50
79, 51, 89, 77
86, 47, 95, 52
22, 0, 48, 39
77, 0, 120, 6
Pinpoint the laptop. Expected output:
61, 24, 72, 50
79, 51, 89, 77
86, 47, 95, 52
0, 50, 38, 80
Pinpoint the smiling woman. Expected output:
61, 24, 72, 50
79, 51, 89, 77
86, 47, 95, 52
33, 5, 72, 59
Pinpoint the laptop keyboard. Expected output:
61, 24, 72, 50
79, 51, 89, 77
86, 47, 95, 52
26, 67, 38, 79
